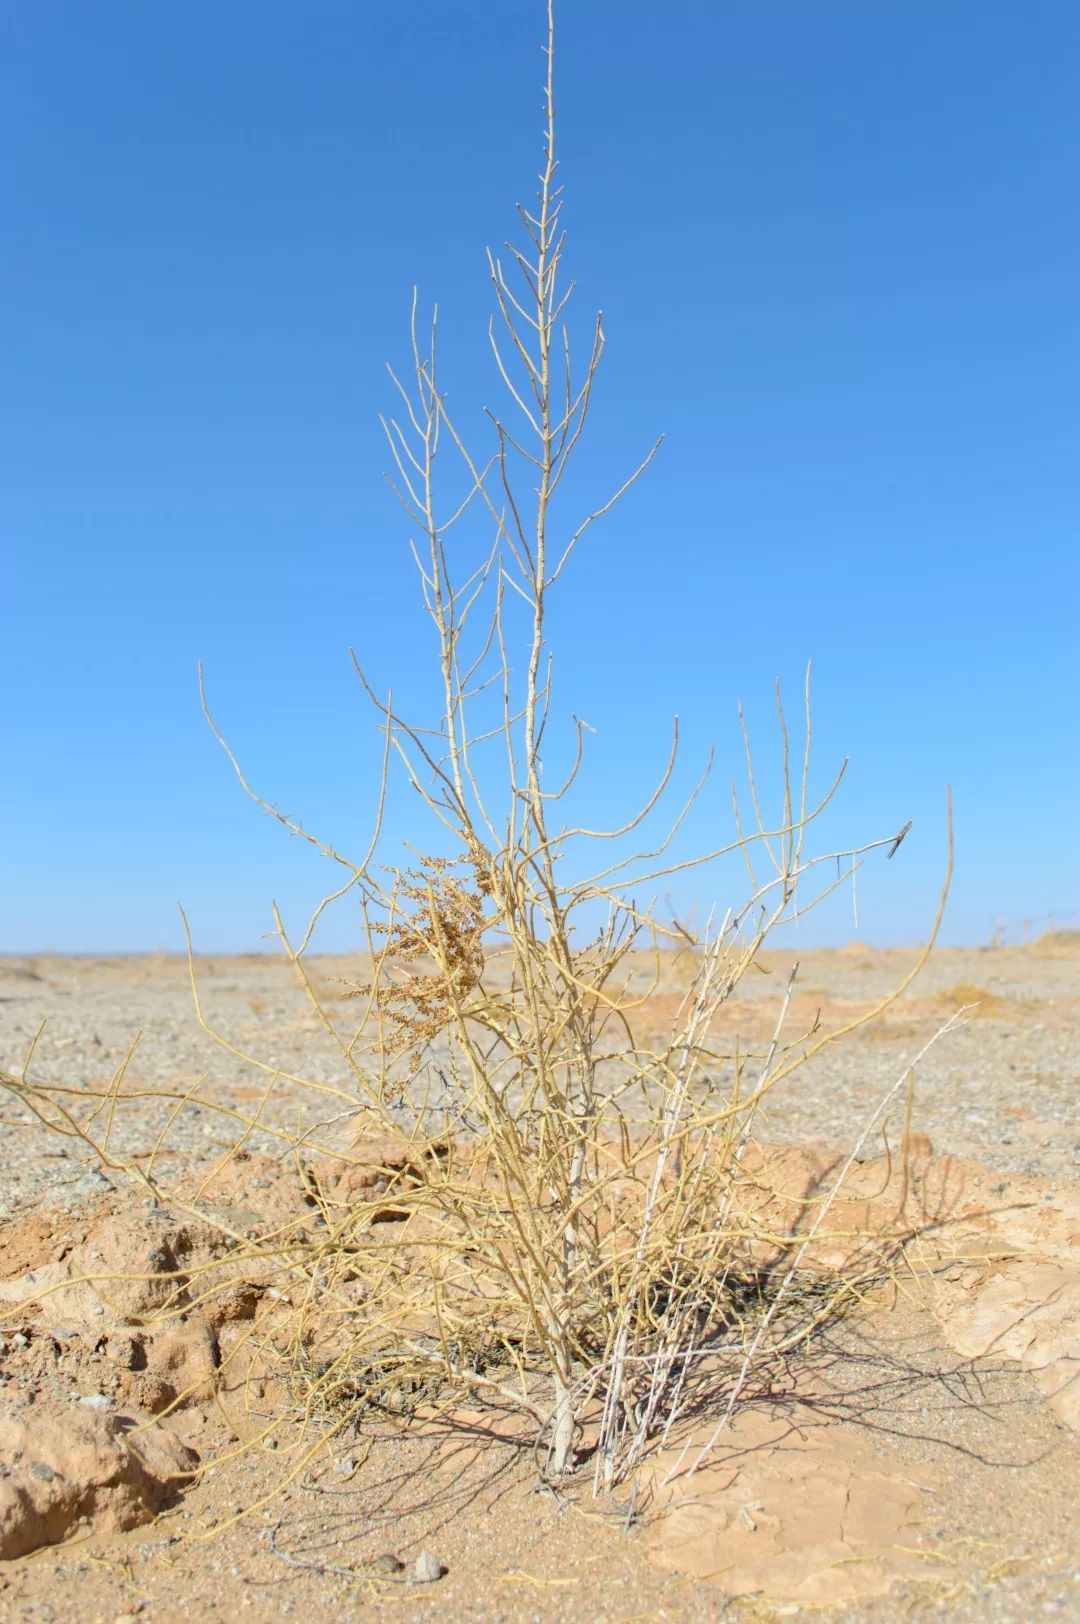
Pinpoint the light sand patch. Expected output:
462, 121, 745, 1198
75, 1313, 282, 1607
643, 1403, 941, 1603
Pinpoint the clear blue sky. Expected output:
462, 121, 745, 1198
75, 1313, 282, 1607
3, 1, 1077, 953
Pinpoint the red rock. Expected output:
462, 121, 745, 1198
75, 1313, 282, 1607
0, 1404, 197, 1559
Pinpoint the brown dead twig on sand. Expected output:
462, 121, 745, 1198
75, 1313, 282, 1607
2, 0, 952, 1500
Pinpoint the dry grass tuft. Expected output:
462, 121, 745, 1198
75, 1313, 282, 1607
1032, 928, 1080, 954
934, 982, 1008, 1016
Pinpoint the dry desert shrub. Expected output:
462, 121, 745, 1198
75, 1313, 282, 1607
1032, 927, 1080, 954
2, 1, 955, 1502
934, 982, 1008, 1016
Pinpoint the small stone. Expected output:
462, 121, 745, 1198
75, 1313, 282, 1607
413, 1549, 446, 1583
369, 1552, 405, 1577
77, 1394, 111, 1410
12, 1334, 29, 1350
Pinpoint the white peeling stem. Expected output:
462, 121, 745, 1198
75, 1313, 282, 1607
549, 1372, 576, 1478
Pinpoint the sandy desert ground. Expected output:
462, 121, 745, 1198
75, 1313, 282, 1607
1, 937, 1078, 1622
